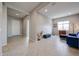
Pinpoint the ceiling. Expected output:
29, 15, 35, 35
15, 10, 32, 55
7, 8, 27, 19
6, 2, 41, 19
39, 2, 79, 19
6, 2, 79, 19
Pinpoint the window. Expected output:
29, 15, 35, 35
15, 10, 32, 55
58, 21, 69, 30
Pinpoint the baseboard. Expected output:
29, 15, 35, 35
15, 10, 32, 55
8, 34, 23, 38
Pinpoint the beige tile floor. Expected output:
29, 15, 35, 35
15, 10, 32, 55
2, 35, 79, 56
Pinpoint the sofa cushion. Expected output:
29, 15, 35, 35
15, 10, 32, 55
69, 33, 76, 36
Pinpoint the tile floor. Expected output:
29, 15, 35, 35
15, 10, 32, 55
2, 35, 79, 56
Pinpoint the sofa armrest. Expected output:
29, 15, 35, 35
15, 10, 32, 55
66, 35, 79, 48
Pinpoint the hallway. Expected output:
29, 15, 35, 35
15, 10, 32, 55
2, 35, 79, 56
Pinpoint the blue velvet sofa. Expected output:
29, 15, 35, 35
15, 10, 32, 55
66, 32, 79, 48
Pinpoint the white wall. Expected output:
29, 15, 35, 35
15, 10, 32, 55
2, 4, 7, 46
7, 16, 22, 37
0, 2, 2, 56
23, 16, 30, 47
29, 11, 52, 41
23, 16, 30, 36
53, 14, 79, 35
23, 17, 27, 35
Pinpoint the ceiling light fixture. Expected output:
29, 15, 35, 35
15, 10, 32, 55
45, 9, 48, 12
